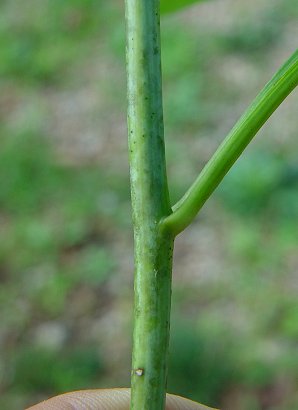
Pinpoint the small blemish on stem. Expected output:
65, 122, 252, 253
133, 368, 144, 376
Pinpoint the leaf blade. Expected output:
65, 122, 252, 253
160, 0, 208, 14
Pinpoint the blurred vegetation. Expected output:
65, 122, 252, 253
0, 0, 297, 409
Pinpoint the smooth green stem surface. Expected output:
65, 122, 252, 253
162, 49, 298, 236
125, 1, 173, 409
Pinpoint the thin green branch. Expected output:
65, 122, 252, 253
161, 49, 298, 237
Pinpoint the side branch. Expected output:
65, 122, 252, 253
161, 49, 298, 237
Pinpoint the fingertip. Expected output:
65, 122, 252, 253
27, 388, 218, 410
27, 389, 131, 410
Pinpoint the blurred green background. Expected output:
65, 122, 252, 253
0, 0, 298, 409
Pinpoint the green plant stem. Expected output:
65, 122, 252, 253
161, 49, 298, 236
125, 1, 174, 409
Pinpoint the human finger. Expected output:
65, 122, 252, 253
27, 388, 218, 410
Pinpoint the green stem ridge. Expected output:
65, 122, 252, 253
125, 1, 173, 409
161, 49, 298, 237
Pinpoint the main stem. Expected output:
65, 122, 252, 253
125, 1, 173, 409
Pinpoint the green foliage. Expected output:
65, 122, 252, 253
0, 0, 114, 83
161, 0, 208, 15
221, 14, 283, 54
279, 304, 298, 341
217, 150, 298, 217
71, 246, 116, 285
162, 26, 205, 129
0, 126, 122, 406
217, 151, 282, 215
220, 0, 298, 55
168, 320, 236, 407
0, 132, 57, 212
13, 346, 103, 392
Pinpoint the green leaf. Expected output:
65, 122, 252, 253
161, 0, 208, 14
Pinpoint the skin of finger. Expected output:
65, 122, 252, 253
27, 388, 218, 410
